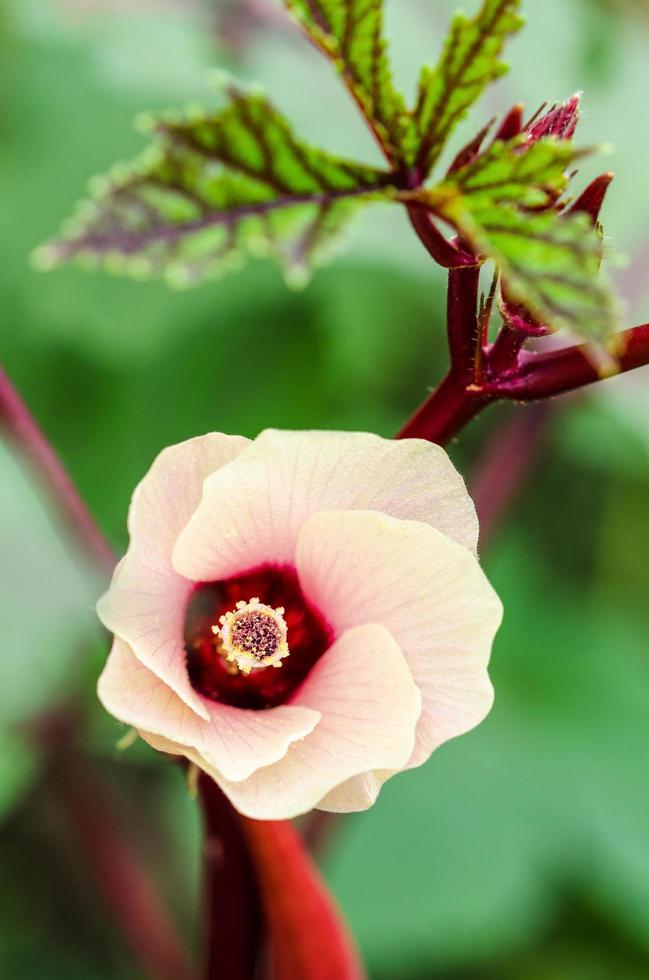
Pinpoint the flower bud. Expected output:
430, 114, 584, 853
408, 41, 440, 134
494, 102, 525, 141
567, 171, 614, 226
525, 93, 581, 144
446, 119, 495, 175
500, 94, 586, 335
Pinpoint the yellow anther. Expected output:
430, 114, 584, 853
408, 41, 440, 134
213, 597, 289, 673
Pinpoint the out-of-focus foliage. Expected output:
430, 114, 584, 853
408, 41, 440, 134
38, 0, 619, 339
412, 0, 523, 174
0, 443, 102, 820
38, 83, 393, 287
281, 0, 413, 163
1, 1, 649, 977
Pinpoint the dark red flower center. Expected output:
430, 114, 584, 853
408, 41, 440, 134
184, 565, 332, 710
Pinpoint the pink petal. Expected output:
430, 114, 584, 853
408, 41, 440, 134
296, 510, 502, 769
172, 430, 478, 582
315, 771, 388, 812
203, 624, 421, 819
98, 639, 320, 782
98, 433, 249, 720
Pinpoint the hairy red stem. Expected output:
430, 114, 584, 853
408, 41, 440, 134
398, 370, 488, 444
495, 323, 649, 400
399, 310, 649, 444
0, 366, 115, 576
399, 265, 487, 443
407, 206, 474, 268
488, 324, 526, 375
446, 265, 482, 369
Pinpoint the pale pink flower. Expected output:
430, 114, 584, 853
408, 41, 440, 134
97, 430, 502, 820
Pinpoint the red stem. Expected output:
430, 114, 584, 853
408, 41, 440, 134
407, 206, 475, 268
494, 323, 649, 400
446, 264, 482, 369
0, 366, 115, 576
56, 756, 197, 980
398, 369, 488, 444
398, 265, 486, 444
488, 324, 526, 375
399, 311, 649, 445
198, 776, 263, 980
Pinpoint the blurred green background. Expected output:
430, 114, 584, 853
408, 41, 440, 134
1, 0, 649, 977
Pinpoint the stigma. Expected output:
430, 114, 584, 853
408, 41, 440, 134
212, 597, 289, 674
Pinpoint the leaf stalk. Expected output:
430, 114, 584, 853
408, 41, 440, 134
398, 271, 649, 445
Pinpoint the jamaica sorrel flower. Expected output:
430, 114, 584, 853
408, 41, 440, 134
97, 431, 502, 819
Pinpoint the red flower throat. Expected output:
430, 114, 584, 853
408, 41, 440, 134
184, 565, 332, 710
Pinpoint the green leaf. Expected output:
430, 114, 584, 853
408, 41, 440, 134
417, 137, 618, 337
281, 0, 413, 163
35, 84, 393, 287
432, 135, 578, 210
412, 0, 524, 176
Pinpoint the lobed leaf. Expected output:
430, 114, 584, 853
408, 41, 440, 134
434, 135, 578, 209
36, 85, 393, 287
281, 0, 413, 164
412, 0, 524, 177
417, 138, 618, 338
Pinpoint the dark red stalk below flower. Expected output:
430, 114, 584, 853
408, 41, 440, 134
198, 775, 264, 980
300, 808, 341, 856
199, 775, 364, 980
